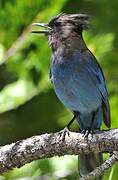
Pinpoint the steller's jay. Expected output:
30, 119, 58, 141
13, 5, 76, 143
32, 13, 111, 179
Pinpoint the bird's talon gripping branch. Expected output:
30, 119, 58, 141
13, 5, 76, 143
82, 129, 95, 140
59, 127, 70, 141
83, 130, 90, 139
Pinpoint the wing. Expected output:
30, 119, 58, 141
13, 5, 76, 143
82, 50, 111, 128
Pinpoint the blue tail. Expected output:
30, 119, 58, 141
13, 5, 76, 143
77, 109, 103, 179
78, 152, 103, 179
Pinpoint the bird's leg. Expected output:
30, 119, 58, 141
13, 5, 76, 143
84, 111, 96, 139
59, 111, 79, 141
67, 111, 79, 129
90, 111, 96, 135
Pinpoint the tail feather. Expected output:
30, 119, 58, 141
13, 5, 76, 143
78, 152, 103, 179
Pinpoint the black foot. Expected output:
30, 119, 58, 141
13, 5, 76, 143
82, 129, 95, 139
59, 127, 70, 141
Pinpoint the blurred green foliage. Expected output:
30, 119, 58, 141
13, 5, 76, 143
0, 0, 118, 179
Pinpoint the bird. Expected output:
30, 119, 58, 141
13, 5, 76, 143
32, 13, 111, 179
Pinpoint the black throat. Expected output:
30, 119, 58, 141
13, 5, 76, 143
48, 30, 87, 57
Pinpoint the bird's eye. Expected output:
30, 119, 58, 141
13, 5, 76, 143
53, 21, 61, 27
49, 21, 61, 28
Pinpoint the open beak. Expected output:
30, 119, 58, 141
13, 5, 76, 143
32, 23, 51, 34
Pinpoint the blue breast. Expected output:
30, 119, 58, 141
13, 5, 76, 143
50, 52, 101, 114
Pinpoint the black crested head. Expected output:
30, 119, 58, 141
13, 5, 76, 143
32, 13, 90, 36
32, 13, 90, 51
48, 13, 90, 33
47, 13, 90, 49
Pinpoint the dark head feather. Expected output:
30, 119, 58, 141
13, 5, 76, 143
48, 13, 90, 31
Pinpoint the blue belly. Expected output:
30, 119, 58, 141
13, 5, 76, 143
51, 59, 101, 114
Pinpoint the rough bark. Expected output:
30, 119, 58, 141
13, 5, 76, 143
0, 129, 118, 176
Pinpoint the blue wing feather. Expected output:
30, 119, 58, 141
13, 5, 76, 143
83, 50, 111, 127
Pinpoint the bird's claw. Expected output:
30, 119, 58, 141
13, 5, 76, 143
59, 127, 70, 141
82, 129, 95, 139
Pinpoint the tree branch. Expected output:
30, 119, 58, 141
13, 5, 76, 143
0, 129, 118, 175
80, 151, 118, 180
